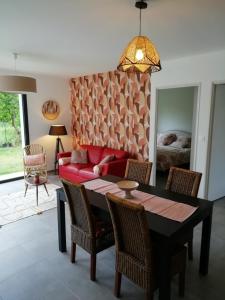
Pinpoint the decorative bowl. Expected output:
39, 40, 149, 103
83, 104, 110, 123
117, 180, 139, 199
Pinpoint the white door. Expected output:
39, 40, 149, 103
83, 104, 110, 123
208, 84, 225, 200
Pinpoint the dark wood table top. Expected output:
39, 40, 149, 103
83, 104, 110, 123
58, 175, 213, 241
57, 175, 213, 300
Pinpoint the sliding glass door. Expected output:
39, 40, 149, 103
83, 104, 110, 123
0, 93, 29, 182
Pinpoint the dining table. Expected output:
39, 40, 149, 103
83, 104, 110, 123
56, 175, 213, 300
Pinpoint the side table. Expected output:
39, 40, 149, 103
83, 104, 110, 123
24, 176, 49, 206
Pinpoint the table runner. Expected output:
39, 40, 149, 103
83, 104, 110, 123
83, 179, 198, 222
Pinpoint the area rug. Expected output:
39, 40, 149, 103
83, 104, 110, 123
0, 183, 60, 226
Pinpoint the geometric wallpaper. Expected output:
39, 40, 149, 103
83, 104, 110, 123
70, 70, 150, 160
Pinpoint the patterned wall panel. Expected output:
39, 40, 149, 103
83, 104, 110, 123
70, 70, 150, 160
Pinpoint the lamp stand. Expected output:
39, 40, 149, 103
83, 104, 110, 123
54, 136, 65, 174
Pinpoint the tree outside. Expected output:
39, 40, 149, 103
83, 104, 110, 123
0, 92, 23, 176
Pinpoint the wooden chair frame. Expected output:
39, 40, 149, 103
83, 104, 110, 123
106, 192, 186, 299
166, 166, 202, 260
62, 179, 114, 281
125, 159, 152, 185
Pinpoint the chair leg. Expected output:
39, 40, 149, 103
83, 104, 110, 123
114, 271, 122, 298
188, 239, 193, 260
90, 253, 96, 281
179, 270, 185, 297
145, 290, 154, 300
70, 242, 76, 263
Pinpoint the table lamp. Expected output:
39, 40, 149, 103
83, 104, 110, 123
49, 125, 67, 174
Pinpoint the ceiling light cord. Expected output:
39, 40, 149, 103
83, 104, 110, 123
13, 53, 18, 73
139, 7, 142, 36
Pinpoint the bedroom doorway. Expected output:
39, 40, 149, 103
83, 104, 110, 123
155, 86, 199, 189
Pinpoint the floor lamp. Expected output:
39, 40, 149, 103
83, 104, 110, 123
49, 125, 67, 174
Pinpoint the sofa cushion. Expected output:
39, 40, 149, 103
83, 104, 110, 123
93, 155, 115, 175
58, 157, 71, 166
99, 154, 115, 165
78, 167, 99, 180
58, 167, 88, 184
80, 145, 104, 165
63, 163, 94, 175
71, 149, 87, 163
102, 147, 129, 160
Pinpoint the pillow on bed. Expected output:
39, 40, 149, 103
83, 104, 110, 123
157, 133, 177, 146
170, 136, 191, 148
157, 133, 164, 146
163, 133, 177, 145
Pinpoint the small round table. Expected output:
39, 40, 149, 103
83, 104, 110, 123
24, 176, 49, 206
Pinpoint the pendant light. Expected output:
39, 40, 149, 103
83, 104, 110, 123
117, 0, 161, 74
0, 53, 37, 93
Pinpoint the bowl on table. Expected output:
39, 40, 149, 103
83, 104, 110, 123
117, 180, 139, 199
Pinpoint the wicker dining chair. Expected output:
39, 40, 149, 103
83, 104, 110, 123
166, 166, 202, 260
124, 159, 152, 185
106, 193, 187, 300
62, 179, 114, 281
23, 144, 47, 179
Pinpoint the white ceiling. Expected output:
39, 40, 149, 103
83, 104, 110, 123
0, 0, 225, 77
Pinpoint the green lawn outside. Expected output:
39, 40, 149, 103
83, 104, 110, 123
0, 126, 21, 147
0, 146, 23, 175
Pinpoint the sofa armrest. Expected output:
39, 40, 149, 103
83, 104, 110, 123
101, 159, 128, 177
57, 151, 72, 159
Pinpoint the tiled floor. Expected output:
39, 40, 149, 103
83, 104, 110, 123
0, 176, 224, 300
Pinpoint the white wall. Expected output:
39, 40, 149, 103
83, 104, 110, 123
157, 87, 194, 133
0, 69, 72, 171
150, 49, 225, 198
207, 84, 225, 200
26, 74, 72, 171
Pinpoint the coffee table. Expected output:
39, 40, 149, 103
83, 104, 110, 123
24, 176, 49, 206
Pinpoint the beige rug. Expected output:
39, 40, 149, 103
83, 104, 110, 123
0, 183, 60, 226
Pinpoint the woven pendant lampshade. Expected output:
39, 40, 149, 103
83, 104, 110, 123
117, 0, 161, 74
117, 35, 161, 73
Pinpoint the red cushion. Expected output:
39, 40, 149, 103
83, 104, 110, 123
61, 163, 94, 175
78, 167, 99, 179
57, 152, 72, 159
80, 145, 104, 165
59, 170, 88, 184
102, 147, 129, 160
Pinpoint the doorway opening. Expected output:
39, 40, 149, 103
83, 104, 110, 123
155, 86, 199, 189
0, 93, 29, 182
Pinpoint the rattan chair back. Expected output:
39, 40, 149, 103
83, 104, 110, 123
125, 159, 152, 185
62, 180, 94, 235
166, 167, 202, 197
106, 192, 187, 298
24, 144, 44, 155
106, 193, 152, 267
23, 144, 47, 179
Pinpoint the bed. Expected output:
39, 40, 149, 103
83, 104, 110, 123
157, 130, 191, 171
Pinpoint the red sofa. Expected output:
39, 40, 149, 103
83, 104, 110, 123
58, 144, 129, 183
